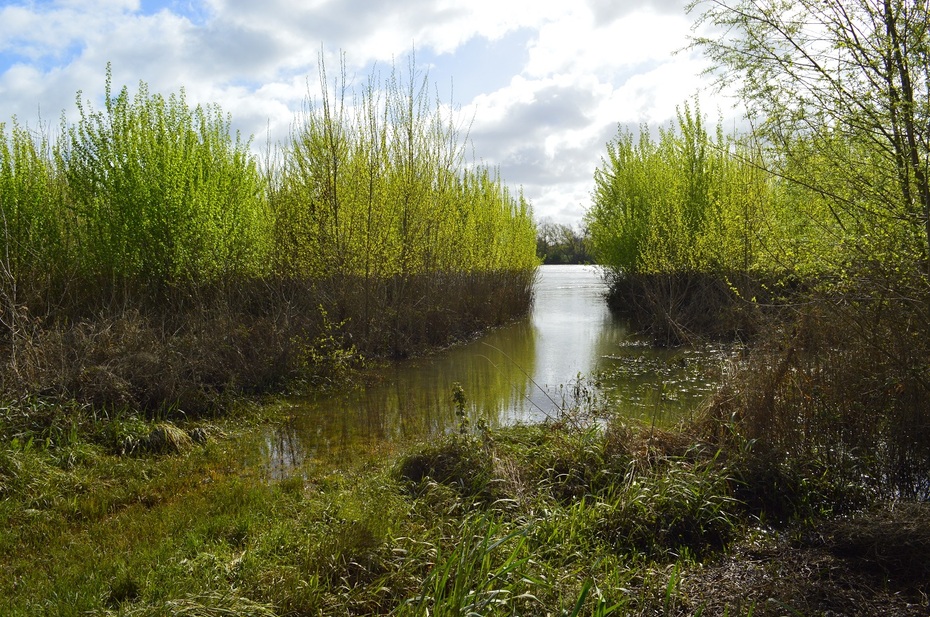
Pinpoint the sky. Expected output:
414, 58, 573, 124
0, 0, 736, 226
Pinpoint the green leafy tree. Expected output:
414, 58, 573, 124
586, 105, 773, 277
59, 66, 269, 296
690, 0, 930, 272
536, 221, 593, 264
272, 55, 537, 280
0, 120, 66, 290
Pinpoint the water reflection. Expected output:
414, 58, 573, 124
517, 265, 626, 421
594, 342, 725, 424
263, 290, 543, 473
261, 265, 724, 476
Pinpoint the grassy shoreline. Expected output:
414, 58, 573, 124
2, 389, 927, 616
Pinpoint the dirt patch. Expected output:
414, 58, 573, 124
679, 503, 930, 616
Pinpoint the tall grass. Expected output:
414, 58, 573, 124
398, 514, 534, 617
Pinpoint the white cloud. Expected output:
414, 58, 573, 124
447, 3, 721, 224
524, 8, 669, 77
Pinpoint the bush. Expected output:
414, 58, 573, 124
1, 64, 537, 416
60, 66, 270, 300
702, 266, 930, 502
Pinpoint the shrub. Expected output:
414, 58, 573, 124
59, 66, 270, 302
703, 267, 930, 502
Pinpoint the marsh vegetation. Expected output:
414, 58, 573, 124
0, 60, 536, 421
3, 0, 930, 613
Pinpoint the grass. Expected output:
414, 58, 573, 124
3, 391, 925, 617
0, 60, 545, 615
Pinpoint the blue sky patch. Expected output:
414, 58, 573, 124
419, 29, 532, 103
140, 0, 212, 25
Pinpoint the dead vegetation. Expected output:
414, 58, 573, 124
679, 502, 930, 616
604, 271, 789, 345
0, 270, 534, 423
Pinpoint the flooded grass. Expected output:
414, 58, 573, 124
595, 341, 731, 424
2, 399, 926, 616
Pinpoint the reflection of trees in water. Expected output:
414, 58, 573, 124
263, 421, 306, 480
266, 319, 537, 470
262, 266, 726, 473
369, 319, 538, 432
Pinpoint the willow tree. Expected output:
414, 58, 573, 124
0, 120, 65, 295
60, 68, 269, 297
692, 0, 930, 499
274, 55, 536, 280
587, 105, 771, 276
586, 105, 776, 342
690, 0, 930, 271
270, 55, 537, 353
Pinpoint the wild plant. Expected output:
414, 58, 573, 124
1, 61, 537, 411
398, 513, 536, 616
271, 55, 536, 300
58, 65, 270, 304
0, 119, 66, 297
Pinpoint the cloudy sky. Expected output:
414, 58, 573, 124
0, 0, 734, 225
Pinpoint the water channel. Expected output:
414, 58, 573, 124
262, 265, 724, 477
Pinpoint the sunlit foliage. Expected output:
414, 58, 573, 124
586, 104, 778, 277
59, 68, 271, 296
0, 61, 538, 407
270, 58, 536, 281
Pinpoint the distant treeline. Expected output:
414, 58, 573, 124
535, 221, 593, 265
0, 62, 537, 414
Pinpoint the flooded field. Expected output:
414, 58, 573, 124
262, 265, 726, 475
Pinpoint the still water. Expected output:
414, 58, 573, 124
263, 265, 722, 476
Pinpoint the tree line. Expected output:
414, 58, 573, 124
0, 60, 538, 413
535, 221, 593, 265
